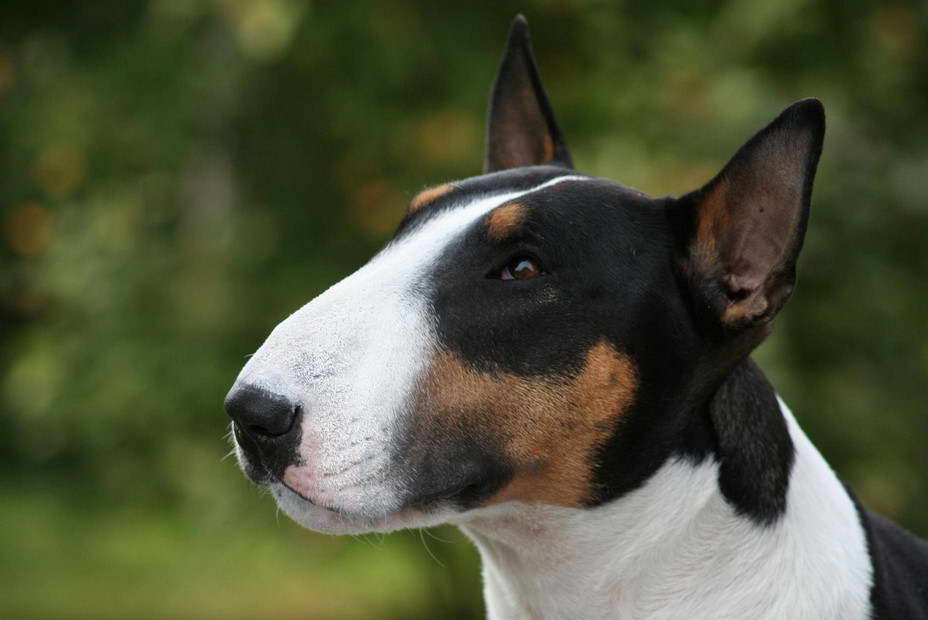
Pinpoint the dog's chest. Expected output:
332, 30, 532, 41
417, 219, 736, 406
459, 412, 873, 620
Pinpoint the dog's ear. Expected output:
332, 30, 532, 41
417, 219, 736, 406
483, 15, 573, 173
675, 99, 825, 331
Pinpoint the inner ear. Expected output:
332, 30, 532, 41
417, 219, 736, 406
681, 98, 825, 329
484, 15, 573, 173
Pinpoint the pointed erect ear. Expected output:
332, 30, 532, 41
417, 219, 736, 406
678, 99, 825, 330
483, 15, 573, 173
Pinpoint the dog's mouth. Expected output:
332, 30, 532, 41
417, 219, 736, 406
276, 470, 489, 518
278, 481, 354, 516
232, 436, 357, 517
270, 479, 454, 534
232, 419, 511, 532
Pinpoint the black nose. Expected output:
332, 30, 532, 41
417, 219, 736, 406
224, 384, 300, 439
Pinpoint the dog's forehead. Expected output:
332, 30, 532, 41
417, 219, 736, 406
388, 171, 593, 256
396, 167, 601, 237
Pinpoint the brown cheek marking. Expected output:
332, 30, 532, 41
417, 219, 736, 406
418, 341, 637, 508
409, 183, 455, 213
485, 202, 528, 241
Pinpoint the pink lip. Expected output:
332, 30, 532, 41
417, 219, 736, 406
281, 466, 345, 513
282, 465, 315, 497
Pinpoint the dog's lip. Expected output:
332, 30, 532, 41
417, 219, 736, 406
278, 480, 352, 516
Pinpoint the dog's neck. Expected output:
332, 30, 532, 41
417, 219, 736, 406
457, 400, 873, 620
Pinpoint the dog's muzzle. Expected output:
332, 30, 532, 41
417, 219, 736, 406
224, 383, 303, 484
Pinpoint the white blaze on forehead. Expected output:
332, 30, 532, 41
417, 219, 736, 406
233, 174, 589, 516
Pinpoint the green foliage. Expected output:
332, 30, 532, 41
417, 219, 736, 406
1, 1, 926, 617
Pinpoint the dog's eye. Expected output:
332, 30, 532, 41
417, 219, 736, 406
500, 256, 542, 281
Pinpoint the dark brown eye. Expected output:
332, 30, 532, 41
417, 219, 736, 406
500, 256, 542, 281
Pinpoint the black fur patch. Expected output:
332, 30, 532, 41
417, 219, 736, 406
394, 430, 513, 512
705, 359, 794, 524
844, 482, 928, 619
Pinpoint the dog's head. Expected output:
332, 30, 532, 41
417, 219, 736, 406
224, 16, 824, 534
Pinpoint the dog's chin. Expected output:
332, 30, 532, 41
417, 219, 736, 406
234, 447, 462, 534
269, 483, 457, 535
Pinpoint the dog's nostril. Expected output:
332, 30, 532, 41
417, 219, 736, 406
224, 385, 301, 440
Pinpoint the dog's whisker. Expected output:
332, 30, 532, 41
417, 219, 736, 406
418, 528, 445, 567
423, 528, 452, 544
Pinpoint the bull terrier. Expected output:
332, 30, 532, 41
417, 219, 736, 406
225, 15, 928, 620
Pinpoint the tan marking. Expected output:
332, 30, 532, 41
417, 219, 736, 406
486, 202, 528, 241
542, 134, 555, 163
409, 183, 455, 213
416, 340, 637, 507
691, 178, 729, 280
722, 291, 769, 324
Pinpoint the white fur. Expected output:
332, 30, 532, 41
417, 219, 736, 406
231, 175, 588, 533
457, 399, 872, 620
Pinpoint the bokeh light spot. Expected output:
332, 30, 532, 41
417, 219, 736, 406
34, 143, 86, 199
0, 54, 14, 96
351, 179, 404, 237
416, 109, 478, 165
222, 0, 306, 61
5, 202, 55, 257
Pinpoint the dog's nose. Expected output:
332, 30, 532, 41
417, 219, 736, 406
224, 384, 300, 439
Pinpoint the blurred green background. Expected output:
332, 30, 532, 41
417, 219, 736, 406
1, 1, 926, 618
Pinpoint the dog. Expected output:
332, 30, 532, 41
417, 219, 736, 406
224, 15, 928, 620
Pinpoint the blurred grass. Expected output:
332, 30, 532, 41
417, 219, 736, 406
1, 0, 926, 617
1, 475, 483, 620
